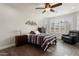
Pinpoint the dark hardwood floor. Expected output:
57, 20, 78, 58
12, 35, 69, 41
0, 39, 79, 56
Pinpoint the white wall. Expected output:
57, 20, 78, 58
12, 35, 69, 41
0, 4, 23, 49
0, 4, 44, 50
77, 12, 79, 30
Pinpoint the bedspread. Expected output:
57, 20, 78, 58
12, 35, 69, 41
28, 34, 57, 51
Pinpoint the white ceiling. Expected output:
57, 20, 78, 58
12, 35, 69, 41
3, 3, 79, 17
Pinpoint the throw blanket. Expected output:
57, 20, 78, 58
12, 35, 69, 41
28, 34, 57, 51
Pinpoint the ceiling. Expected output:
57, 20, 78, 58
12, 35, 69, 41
3, 3, 79, 17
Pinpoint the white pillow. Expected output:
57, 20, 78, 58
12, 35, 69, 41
35, 31, 40, 34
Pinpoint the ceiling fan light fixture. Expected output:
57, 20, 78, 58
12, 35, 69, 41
36, 3, 62, 13
45, 8, 50, 11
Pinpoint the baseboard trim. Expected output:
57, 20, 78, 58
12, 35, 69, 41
0, 43, 15, 50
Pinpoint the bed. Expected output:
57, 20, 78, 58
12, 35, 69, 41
15, 28, 57, 51
27, 33, 57, 51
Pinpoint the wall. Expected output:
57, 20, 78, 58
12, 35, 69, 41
0, 4, 44, 50
77, 12, 79, 30
0, 4, 23, 49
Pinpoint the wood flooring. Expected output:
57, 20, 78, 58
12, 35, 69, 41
0, 40, 79, 56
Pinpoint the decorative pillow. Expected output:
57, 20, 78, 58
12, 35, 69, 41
38, 27, 41, 33
30, 31, 36, 34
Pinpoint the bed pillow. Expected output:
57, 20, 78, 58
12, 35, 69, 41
35, 30, 40, 34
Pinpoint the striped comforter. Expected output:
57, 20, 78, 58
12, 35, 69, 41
28, 34, 57, 51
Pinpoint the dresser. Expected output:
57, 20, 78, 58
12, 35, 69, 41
15, 35, 28, 46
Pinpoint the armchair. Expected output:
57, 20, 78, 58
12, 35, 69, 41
62, 31, 79, 44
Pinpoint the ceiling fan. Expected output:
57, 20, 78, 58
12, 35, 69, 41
35, 3, 62, 14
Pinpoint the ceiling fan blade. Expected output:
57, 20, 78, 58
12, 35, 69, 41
50, 9, 55, 12
42, 10, 46, 14
35, 7, 45, 9
51, 3, 62, 8
45, 3, 48, 8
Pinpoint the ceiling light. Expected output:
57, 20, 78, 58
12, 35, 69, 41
45, 8, 50, 11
